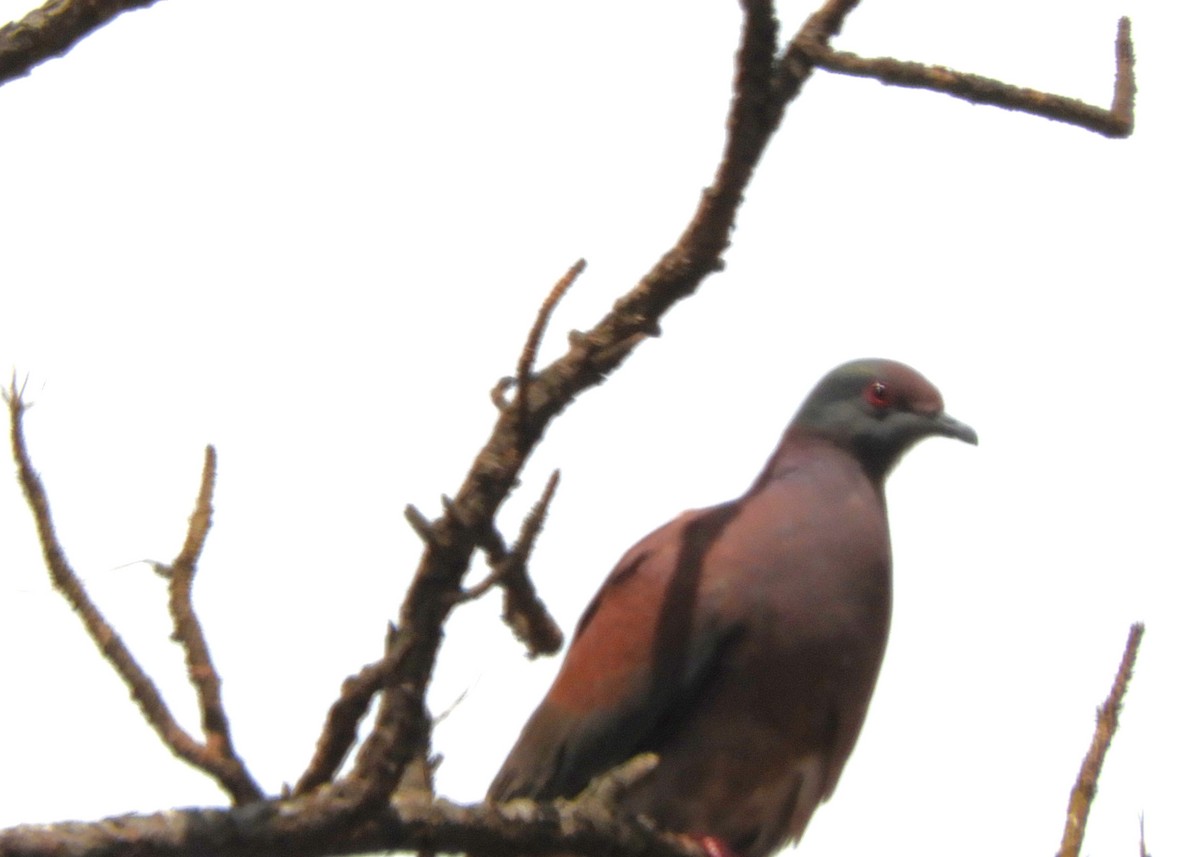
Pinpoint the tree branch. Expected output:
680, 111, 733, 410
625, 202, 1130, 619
165, 445, 263, 804
791, 17, 1135, 138
515, 260, 587, 427
3, 383, 261, 804
0, 775, 706, 857
494, 470, 564, 657
338, 0, 798, 813
0, 0, 165, 86
1057, 622, 1145, 857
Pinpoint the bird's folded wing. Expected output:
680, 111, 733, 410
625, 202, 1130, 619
489, 505, 743, 802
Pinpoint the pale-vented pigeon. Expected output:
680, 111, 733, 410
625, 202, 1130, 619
488, 358, 977, 857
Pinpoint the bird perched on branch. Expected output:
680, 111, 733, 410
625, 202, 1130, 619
488, 358, 977, 857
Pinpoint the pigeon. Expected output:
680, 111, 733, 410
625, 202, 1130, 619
488, 358, 977, 857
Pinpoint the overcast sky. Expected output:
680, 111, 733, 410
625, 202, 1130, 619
0, 2, 1193, 856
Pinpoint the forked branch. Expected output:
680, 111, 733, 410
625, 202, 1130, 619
3, 382, 261, 804
792, 16, 1135, 137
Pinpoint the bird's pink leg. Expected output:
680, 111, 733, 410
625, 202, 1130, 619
689, 834, 739, 857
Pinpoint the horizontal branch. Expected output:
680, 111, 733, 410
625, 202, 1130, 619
792, 16, 1135, 138
0, 0, 165, 86
0, 765, 701, 857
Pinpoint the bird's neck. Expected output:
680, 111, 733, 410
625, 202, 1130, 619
749, 433, 885, 498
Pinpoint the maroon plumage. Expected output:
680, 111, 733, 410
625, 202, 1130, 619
488, 359, 977, 857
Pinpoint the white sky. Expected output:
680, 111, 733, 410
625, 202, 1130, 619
0, 2, 1194, 856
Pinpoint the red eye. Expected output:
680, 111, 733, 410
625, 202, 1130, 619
865, 381, 892, 409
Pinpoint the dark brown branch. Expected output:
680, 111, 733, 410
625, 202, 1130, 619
3, 383, 247, 794
497, 470, 564, 657
299, 465, 563, 796
1057, 622, 1145, 857
165, 445, 263, 804
774, 0, 860, 107
790, 16, 1135, 138
293, 623, 403, 795
338, 0, 794, 813
515, 260, 587, 425
0, 0, 165, 86
1111, 17, 1136, 130
404, 504, 439, 545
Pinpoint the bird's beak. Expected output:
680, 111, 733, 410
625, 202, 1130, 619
933, 412, 978, 445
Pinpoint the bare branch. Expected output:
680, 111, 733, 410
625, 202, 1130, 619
515, 260, 587, 426
4, 386, 261, 804
497, 470, 564, 657
790, 17, 1135, 138
404, 504, 438, 545
3, 381, 236, 793
1111, 17, 1136, 130
0, 0, 166, 87
1057, 622, 1146, 857
337, 1, 804, 809
0, 781, 710, 857
293, 623, 402, 795
166, 445, 264, 804
774, 0, 860, 107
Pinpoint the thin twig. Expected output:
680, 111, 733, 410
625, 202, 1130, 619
3, 382, 232, 790
515, 260, 587, 426
455, 470, 561, 605
294, 623, 405, 795
0, 0, 166, 86
1057, 622, 1145, 857
166, 445, 264, 804
404, 504, 438, 545
296, 468, 561, 795
791, 17, 1135, 138
1111, 17, 1136, 130
497, 470, 564, 657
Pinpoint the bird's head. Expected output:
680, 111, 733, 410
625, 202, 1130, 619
790, 358, 978, 480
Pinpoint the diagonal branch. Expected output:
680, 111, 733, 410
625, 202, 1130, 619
790, 17, 1135, 138
0, 0, 166, 87
486, 470, 564, 658
3, 382, 261, 804
515, 261, 587, 427
338, 0, 793, 814
4, 384, 203, 773
166, 445, 264, 804
1057, 622, 1145, 857
293, 622, 404, 795
302, 256, 590, 797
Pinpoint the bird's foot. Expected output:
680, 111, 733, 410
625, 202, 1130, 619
686, 834, 739, 857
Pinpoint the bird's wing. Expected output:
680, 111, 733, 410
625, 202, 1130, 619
488, 502, 744, 802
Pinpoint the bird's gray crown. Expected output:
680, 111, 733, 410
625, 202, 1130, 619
787, 358, 977, 480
